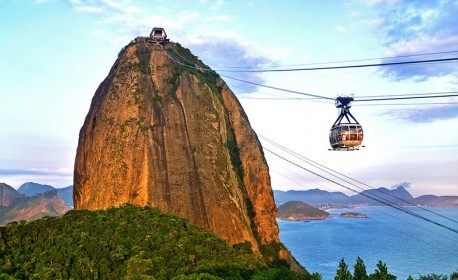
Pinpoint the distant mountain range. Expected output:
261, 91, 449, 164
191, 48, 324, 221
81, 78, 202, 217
15, 182, 74, 208
17, 182, 56, 195
0, 182, 73, 225
274, 187, 458, 207
2, 182, 457, 225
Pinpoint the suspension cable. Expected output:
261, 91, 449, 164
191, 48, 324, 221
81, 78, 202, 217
263, 146, 458, 234
260, 135, 458, 225
213, 57, 458, 72
164, 45, 458, 103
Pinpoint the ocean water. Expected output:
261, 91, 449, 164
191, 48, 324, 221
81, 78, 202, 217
278, 207, 458, 280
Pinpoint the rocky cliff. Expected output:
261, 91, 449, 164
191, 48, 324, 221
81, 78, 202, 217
74, 38, 297, 266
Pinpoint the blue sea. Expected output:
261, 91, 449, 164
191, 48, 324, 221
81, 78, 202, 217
278, 207, 458, 280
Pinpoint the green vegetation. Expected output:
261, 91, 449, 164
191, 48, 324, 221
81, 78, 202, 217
417, 271, 458, 280
353, 257, 367, 280
0, 205, 455, 279
138, 60, 149, 75
0, 205, 317, 280
164, 63, 185, 97
225, 138, 244, 179
333, 259, 458, 280
335, 259, 396, 280
166, 44, 221, 95
152, 95, 162, 103
335, 259, 352, 280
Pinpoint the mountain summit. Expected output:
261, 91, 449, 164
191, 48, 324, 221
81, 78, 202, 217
74, 31, 297, 266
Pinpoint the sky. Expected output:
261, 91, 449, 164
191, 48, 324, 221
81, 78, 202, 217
0, 0, 457, 196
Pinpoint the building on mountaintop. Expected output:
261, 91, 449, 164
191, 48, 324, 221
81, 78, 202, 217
135, 27, 170, 43
150, 27, 168, 41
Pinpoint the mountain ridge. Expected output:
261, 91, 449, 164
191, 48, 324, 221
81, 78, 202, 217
17, 182, 55, 196
274, 186, 458, 207
0, 184, 68, 225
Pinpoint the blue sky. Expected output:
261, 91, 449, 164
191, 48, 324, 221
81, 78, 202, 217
0, 0, 457, 196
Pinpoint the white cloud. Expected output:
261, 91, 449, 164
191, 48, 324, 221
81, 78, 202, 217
35, 0, 56, 3
74, 5, 104, 13
0, 168, 73, 189
362, 0, 458, 81
361, 18, 384, 27
66, 0, 142, 15
365, 0, 400, 6
334, 26, 347, 33
210, 0, 224, 10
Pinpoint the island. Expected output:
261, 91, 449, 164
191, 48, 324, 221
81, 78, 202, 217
340, 212, 369, 218
277, 201, 330, 221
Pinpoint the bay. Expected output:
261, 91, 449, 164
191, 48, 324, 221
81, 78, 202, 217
278, 207, 458, 280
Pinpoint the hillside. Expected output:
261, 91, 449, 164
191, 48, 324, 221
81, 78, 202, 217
351, 186, 414, 205
0, 190, 68, 225
56, 185, 74, 208
274, 189, 349, 205
0, 205, 318, 279
17, 182, 55, 196
15, 182, 74, 207
414, 195, 458, 207
277, 201, 330, 220
0, 183, 21, 207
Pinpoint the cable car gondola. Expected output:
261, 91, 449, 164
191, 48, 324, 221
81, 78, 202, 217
329, 95, 364, 150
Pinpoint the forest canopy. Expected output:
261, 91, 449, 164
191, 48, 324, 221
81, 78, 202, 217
0, 204, 318, 280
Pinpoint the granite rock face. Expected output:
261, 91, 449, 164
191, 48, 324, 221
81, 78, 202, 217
73, 40, 292, 263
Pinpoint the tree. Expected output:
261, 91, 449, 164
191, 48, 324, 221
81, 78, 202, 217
335, 259, 352, 280
1, 205, 315, 279
353, 257, 367, 280
450, 270, 458, 280
418, 274, 448, 280
368, 261, 396, 280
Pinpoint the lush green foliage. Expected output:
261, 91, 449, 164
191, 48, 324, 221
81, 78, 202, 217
353, 257, 367, 280
165, 44, 221, 95
335, 259, 397, 280
0, 205, 315, 280
335, 259, 352, 280
418, 271, 458, 280
225, 138, 245, 179
368, 261, 396, 280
